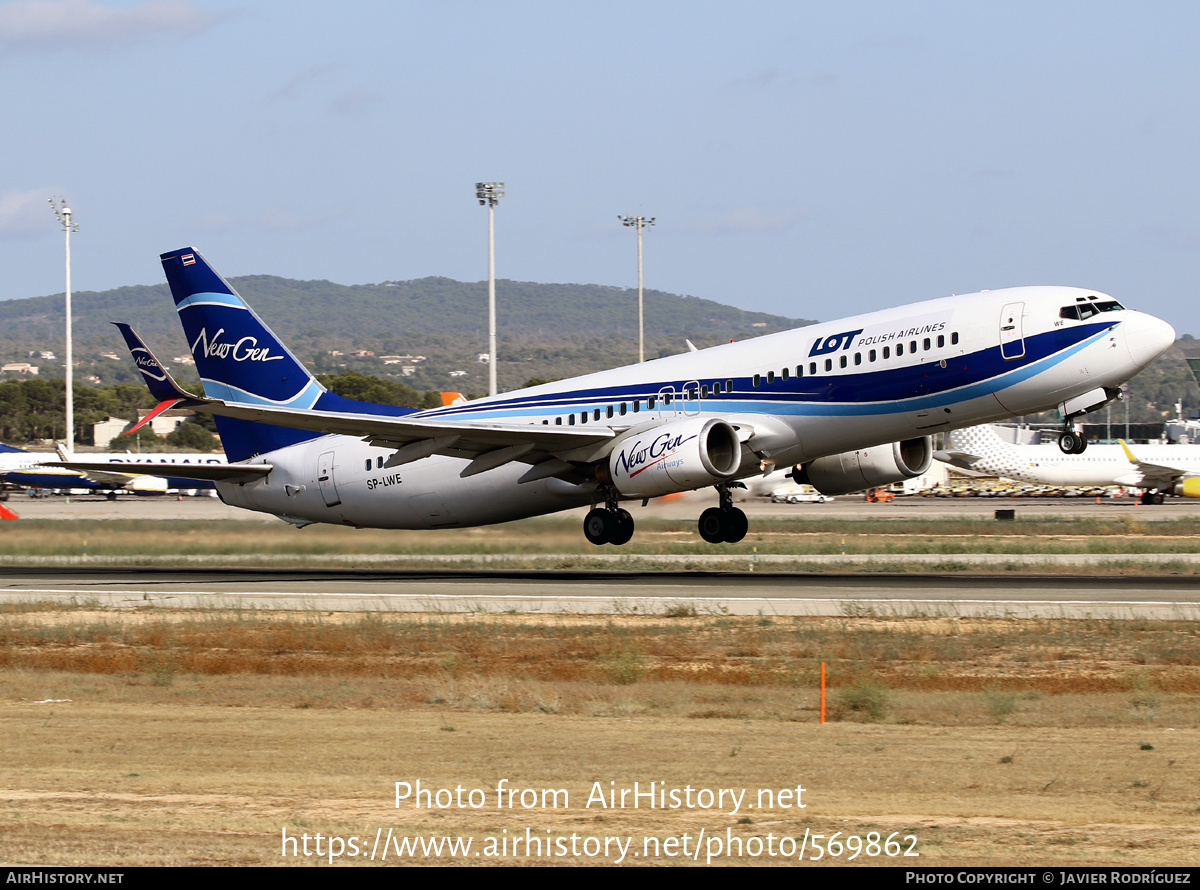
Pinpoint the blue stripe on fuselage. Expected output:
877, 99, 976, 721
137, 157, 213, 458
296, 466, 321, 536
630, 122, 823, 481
416, 321, 1112, 422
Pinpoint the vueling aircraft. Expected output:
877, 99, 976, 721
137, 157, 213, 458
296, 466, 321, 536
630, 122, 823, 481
110, 248, 1174, 543
936, 423, 1200, 505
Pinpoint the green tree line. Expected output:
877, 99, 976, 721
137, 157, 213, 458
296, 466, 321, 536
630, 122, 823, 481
0, 372, 449, 447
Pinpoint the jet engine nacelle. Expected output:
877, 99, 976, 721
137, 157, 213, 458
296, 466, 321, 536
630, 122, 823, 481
1173, 478, 1200, 498
607, 417, 742, 498
800, 437, 934, 496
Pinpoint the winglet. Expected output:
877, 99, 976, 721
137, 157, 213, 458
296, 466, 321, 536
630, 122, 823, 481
125, 398, 185, 436
1118, 438, 1138, 462
112, 322, 201, 403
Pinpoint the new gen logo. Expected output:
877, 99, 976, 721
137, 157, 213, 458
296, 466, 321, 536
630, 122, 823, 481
190, 327, 284, 363
132, 349, 167, 381
614, 431, 698, 479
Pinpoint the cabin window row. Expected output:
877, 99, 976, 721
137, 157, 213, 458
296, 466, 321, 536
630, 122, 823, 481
750, 331, 960, 385
537, 379, 739, 425
528, 329, 961, 425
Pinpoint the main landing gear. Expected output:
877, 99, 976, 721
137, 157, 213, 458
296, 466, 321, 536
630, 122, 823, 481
698, 484, 748, 544
581, 483, 752, 546
583, 486, 634, 546
1058, 425, 1088, 455
1140, 490, 1166, 506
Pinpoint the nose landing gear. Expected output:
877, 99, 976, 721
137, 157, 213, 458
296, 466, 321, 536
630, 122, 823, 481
1058, 426, 1088, 455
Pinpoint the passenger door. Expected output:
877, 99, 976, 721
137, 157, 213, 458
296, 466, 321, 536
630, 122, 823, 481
317, 451, 342, 507
999, 302, 1025, 360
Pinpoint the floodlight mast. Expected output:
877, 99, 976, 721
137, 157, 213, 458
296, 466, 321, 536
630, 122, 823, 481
619, 215, 655, 362
49, 198, 78, 448
476, 182, 504, 397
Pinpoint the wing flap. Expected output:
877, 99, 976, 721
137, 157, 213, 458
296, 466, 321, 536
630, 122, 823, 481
192, 400, 616, 456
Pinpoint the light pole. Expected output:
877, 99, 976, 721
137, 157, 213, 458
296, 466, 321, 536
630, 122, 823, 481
49, 198, 78, 448
619, 215, 655, 362
476, 182, 504, 396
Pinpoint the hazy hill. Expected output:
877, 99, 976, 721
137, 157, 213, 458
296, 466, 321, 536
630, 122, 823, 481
0, 276, 813, 393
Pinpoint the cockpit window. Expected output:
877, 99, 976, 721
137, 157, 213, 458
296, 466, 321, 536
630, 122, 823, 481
1060, 299, 1124, 321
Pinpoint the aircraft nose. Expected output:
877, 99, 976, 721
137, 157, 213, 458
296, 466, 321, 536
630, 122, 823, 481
1124, 312, 1175, 368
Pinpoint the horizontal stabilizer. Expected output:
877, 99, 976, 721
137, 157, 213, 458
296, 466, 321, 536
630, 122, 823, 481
45, 461, 273, 484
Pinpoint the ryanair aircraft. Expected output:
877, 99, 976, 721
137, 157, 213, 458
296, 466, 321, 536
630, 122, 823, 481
113, 247, 1175, 544
4, 443, 220, 494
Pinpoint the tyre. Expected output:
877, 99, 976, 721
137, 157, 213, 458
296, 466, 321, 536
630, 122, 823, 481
698, 507, 725, 544
721, 507, 748, 543
583, 508, 611, 545
1058, 432, 1077, 454
1071, 435, 1088, 454
609, 509, 635, 546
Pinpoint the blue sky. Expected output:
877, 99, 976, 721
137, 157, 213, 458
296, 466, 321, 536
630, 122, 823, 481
2, 1, 1199, 333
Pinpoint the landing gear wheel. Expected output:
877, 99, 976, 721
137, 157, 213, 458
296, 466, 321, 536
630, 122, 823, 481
583, 508, 611, 545
609, 509, 635, 546
698, 507, 725, 544
1071, 435, 1087, 454
698, 507, 749, 544
721, 507, 748, 543
1058, 432, 1077, 455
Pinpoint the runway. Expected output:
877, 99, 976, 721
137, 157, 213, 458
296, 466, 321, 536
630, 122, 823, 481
5, 493, 1200, 619
6, 491, 1200, 521
4, 566, 1199, 619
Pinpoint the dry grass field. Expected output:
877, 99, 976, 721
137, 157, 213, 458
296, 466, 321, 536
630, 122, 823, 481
2, 604, 1199, 866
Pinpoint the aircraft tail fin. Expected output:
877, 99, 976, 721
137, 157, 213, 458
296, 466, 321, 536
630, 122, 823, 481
0, 443, 28, 454
160, 248, 323, 409
155, 248, 420, 461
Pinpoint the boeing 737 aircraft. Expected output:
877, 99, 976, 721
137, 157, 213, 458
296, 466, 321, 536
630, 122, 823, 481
113, 248, 1175, 543
936, 424, 1200, 505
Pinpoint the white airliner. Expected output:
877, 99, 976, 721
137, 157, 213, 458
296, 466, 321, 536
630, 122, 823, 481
936, 424, 1200, 505
111, 248, 1174, 543
3, 443, 222, 494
